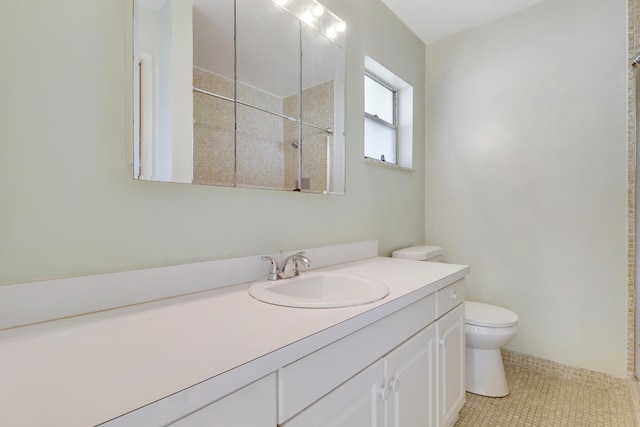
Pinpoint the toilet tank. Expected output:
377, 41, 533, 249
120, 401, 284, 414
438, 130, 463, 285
391, 245, 444, 262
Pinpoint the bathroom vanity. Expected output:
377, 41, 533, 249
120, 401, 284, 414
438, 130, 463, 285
0, 243, 468, 427
167, 281, 465, 427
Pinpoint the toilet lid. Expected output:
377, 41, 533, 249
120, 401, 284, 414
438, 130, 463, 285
391, 245, 443, 261
465, 301, 518, 327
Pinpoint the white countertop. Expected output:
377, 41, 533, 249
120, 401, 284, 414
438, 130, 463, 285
0, 257, 469, 427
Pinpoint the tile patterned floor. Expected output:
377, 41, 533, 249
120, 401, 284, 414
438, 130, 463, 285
454, 364, 640, 426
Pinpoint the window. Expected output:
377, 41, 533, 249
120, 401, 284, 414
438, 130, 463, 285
363, 56, 413, 170
364, 74, 397, 163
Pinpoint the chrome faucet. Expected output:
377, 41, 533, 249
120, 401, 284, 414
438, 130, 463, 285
261, 252, 311, 280
280, 252, 311, 279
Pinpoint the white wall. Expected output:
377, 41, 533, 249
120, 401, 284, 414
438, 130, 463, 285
426, 0, 629, 375
0, 0, 425, 284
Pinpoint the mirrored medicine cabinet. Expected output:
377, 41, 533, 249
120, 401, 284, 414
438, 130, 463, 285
133, 0, 346, 194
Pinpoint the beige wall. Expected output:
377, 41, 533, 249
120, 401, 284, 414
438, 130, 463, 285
426, 0, 628, 375
0, 0, 426, 284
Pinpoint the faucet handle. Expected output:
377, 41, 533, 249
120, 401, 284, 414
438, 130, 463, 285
261, 256, 279, 281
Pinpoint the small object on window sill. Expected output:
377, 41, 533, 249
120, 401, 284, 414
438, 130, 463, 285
381, 154, 386, 162
364, 156, 415, 173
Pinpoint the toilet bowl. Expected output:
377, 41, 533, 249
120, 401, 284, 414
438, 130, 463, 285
465, 301, 518, 397
391, 245, 519, 397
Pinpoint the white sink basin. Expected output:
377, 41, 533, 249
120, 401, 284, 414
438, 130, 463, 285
248, 272, 390, 308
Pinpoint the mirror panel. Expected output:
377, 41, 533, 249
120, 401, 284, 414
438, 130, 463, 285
134, 0, 194, 184
133, 0, 346, 194
192, 0, 235, 187
237, 0, 300, 115
193, 0, 234, 81
301, 24, 344, 128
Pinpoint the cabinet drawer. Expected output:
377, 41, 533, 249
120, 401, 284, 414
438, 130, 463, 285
436, 279, 465, 317
278, 293, 436, 424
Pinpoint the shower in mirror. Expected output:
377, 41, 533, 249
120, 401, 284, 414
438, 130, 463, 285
133, 0, 346, 194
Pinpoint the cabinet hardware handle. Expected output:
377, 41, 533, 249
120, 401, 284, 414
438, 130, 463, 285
379, 386, 390, 400
389, 379, 400, 392
450, 291, 458, 301
440, 338, 447, 347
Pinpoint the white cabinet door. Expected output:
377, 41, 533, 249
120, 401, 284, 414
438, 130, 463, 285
278, 294, 437, 424
167, 374, 276, 427
279, 292, 466, 427
385, 323, 437, 427
283, 360, 385, 427
437, 304, 465, 427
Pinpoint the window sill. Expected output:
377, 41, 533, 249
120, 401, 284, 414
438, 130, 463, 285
364, 157, 414, 172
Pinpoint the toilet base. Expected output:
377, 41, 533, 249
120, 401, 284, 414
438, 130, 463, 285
466, 347, 509, 397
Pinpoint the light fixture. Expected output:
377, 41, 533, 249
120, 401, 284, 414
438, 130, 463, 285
312, 5, 324, 17
270, 0, 346, 46
301, 10, 315, 24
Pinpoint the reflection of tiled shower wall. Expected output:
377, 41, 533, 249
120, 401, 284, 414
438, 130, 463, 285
235, 85, 284, 190
284, 81, 334, 193
193, 68, 235, 186
193, 67, 284, 190
193, 67, 333, 192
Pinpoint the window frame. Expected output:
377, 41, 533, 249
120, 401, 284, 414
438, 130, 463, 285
364, 72, 398, 163
363, 56, 414, 171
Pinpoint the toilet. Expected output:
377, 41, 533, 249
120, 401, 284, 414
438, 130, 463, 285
391, 245, 519, 397
464, 301, 518, 397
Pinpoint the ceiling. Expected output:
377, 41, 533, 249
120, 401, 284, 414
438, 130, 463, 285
379, 0, 547, 44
